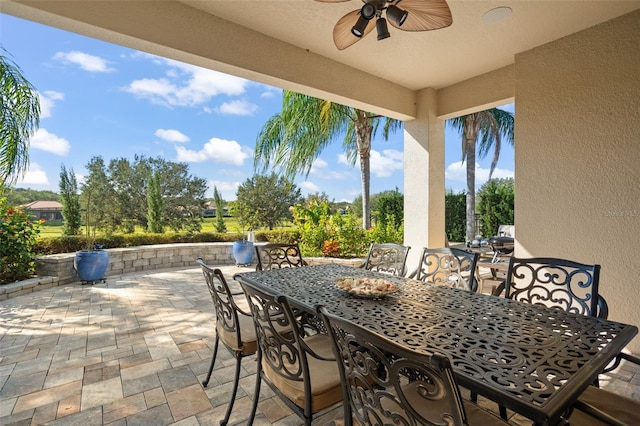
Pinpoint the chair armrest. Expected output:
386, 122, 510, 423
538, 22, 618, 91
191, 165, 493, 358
601, 351, 640, 374
300, 339, 336, 362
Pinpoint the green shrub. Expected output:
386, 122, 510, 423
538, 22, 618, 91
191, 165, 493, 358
375, 189, 403, 229
445, 191, 466, 243
258, 229, 300, 244
292, 199, 367, 258
1, 198, 43, 283
367, 214, 404, 245
477, 178, 514, 236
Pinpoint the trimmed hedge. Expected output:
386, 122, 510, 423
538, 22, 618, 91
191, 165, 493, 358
34, 229, 302, 255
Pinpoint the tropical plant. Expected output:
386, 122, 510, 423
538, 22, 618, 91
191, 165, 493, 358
0, 47, 40, 187
255, 90, 401, 230
0, 197, 43, 283
447, 108, 514, 241
59, 165, 82, 236
292, 196, 367, 258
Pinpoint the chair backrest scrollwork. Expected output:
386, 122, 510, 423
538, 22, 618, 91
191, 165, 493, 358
319, 306, 467, 426
505, 257, 603, 318
362, 243, 411, 277
255, 242, 306, 271
414, 247, 479, 292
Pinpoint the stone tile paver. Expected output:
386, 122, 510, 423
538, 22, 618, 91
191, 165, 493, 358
0, 264, 637, 426
80, 376, 123, 410
12, 379, 81, 413
166, 383, 212, 422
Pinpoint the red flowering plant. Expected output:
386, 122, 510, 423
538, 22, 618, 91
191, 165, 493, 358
0, 197, 43, 284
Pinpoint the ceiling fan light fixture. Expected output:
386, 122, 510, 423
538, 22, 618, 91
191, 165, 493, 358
361, 3, 377, 20
386, 5, 408, 26
376, 17, 390, 41
351, 15, 369, 37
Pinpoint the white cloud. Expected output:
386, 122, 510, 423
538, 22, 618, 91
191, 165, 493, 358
17, 163, 49, 185
339, 150, 403, 178
218, 99, 258, 116
155, 129, 190, 143
300, 181, 320, 193
337, 153, 350, 166
124, 57, 249, 108
260, 86, 280, 98
445, 161, 514, 188
30, 129, 70, 155
38, 91, 64, 118
175, 137, 252, 166
53, 51, 115, 72
370, 149, 403, 177
309, 158, 328, 173
209, 180, 241, 200
310, 157, 352, 180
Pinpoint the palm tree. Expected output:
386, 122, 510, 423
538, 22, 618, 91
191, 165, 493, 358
0, 47, 40, 187
448, 108, 514, 242
255, 90, 401, 229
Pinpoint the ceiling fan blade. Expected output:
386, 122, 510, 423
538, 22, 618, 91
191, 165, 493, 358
389, 0, 453, 31
333, 10, 376, 50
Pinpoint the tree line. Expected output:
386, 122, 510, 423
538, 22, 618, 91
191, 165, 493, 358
59, 155, 208, 237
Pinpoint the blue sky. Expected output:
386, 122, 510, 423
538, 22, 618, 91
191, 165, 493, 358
1, 14, 514, 202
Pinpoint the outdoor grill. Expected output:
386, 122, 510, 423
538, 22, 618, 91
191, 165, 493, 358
488, 236, 514, 263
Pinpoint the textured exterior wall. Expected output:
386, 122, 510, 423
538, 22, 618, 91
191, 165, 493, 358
515, 10, 640, 350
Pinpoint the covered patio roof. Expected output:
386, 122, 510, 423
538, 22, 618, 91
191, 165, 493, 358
2, 1, 637, 119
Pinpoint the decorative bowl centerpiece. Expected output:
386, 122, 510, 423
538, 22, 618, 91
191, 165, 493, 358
335, 276, 400, 298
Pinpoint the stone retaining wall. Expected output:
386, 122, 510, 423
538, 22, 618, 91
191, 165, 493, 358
0, 243, 363, 301
34, 242, 237, 286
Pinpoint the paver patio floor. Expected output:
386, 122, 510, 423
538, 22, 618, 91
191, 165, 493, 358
1, 265, 638, 425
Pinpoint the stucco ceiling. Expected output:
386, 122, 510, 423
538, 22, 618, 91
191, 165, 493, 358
178, 0, 639, 90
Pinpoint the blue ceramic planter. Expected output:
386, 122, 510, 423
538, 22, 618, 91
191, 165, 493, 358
232, 241, 254, 266
74, 250, 109, 283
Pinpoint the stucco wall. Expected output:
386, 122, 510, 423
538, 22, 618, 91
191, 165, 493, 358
514, 11, 640, 351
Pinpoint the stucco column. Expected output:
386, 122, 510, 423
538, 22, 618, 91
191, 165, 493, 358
403, 88, 446, 272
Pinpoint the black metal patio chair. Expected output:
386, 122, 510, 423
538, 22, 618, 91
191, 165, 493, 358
360, 242, 411, 277
239, 281, 343, 426
318, 305, 511, 426
196, 258, 258, 426
409, 247, 480, 292
255, 242, 307, 271
505, 256, 605, 317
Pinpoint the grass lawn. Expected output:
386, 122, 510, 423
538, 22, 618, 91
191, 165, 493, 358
37, 217, 294, 239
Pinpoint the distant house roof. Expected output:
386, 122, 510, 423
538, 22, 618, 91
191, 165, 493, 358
20, 201, 63, 210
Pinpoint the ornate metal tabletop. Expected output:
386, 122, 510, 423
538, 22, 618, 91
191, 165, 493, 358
234, 263, 637, 426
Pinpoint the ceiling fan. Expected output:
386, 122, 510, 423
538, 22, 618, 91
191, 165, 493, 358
316, 0, 453, 50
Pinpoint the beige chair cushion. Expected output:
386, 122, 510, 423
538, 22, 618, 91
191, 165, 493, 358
218, 313, 257, 355
568, 385, 640, 425
263, 333, 342, 412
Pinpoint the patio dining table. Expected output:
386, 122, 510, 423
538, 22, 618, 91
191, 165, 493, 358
234, 263, 638, 426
